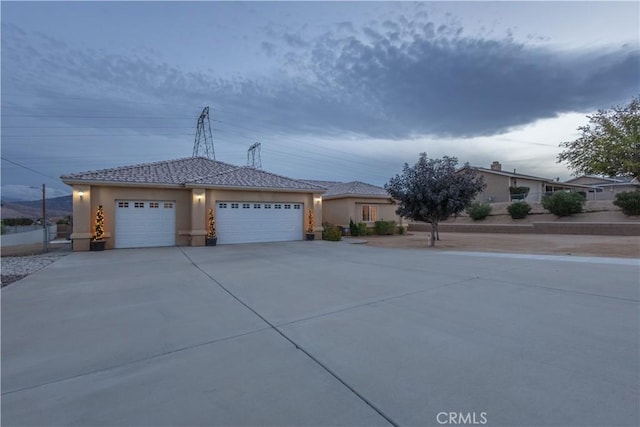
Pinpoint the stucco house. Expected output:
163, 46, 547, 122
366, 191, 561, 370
61, 157, 325, 251
465, 161, 592, 203
306, 180, 403, 228
564, 175, 640, 200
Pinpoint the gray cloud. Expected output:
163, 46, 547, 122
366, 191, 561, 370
3, 17, 639, 145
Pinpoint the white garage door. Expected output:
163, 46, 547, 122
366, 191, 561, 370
216, 202, 303, 244
115, 200, 176, 248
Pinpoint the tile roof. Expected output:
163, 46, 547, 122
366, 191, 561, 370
321, 181, 391, 199
61, 157, 325, 191
190, 167, 325, 190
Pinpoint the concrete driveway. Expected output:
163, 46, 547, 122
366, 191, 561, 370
2, 242, 638, 426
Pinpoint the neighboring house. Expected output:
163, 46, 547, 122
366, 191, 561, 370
464, 161, 592, 203
306, 180, 403, 228
564, 175, 640, 200
60, 157, 325, 251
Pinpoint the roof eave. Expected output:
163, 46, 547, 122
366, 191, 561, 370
60, 179, 184, 189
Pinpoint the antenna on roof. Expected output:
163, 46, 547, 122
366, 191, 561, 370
247, 142, 261, 169
192, 106, 215, 160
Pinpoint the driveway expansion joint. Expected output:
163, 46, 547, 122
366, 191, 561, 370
179, 247, 400, 427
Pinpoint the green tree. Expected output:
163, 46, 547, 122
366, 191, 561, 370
385, 153, 485, 247
558, 96, 640, 177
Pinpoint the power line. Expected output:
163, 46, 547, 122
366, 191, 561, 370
1, 156, 59, 180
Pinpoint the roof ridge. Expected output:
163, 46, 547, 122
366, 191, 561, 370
236, 167, 327, 190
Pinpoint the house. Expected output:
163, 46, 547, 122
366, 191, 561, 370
564, 175, 640, 200
466, 161, 592, 203
306, 180, 403, 228
60, 157, 325, 251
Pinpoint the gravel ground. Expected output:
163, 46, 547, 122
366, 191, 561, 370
1, 253, 68, 287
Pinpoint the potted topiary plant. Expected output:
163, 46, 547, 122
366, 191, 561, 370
206, 208, 217, 246
305, 209, 315, 240
90, 205, 106, 251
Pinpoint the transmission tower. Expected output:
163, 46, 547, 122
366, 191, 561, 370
192, 106, 215, 159
247, 142, 262, 169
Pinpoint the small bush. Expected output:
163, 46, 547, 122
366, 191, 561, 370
507, 201, 531, 219
357, 222, 368, 236
322, 223, 342, 241
398, 226, 406, 235
349, 218, 359, 236
374, 220, 397, 235
542, 191, 585, 217
467, 202, 492, 220
2, 217, 34, 226
614, 191, 640, 216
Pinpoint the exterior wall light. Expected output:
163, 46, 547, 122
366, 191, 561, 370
78, 191, 84, 201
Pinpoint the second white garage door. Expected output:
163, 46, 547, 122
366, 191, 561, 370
216, 202, 303, 244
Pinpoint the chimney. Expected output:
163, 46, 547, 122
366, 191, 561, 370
490, 161, 502, 171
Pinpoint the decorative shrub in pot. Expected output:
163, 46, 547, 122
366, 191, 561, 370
206, 208, 217, 246
90, 205, 106, 251
306, 209, 315, 240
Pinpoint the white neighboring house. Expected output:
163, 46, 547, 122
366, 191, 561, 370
564, 176, 640, 200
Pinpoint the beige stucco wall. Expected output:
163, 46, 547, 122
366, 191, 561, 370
476, 172, 510, 203
323, 197, 401, 228
70, 184, 321, 250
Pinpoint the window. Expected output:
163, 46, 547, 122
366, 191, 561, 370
218, 203, 227, 208
164, 202, 173, 209
294, 204, 301, 209
134, 202, 144, 208
149, 202, 159, 208
242, 203, 250, 209
284, 204, 291, 209
118, 201, 129, 208
362, 205, 378, 222
254, 204, 261, 209
264, 204, 271, 209
275, 204, 282, 209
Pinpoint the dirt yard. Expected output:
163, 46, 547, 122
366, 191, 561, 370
362, 232, 640, 258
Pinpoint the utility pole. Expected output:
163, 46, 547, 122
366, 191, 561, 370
247, 142, 261, 169
42, 184, 48, 253
192, 106, 216, 159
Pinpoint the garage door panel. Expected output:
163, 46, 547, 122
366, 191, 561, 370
217, 202, 302, 244
115, 200, 175, 248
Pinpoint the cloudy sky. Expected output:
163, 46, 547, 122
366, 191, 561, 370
2, 1, 638, 200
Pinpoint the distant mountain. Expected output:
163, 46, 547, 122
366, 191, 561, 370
1, 195, 72, 220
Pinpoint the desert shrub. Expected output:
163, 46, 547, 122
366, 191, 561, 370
466, 202, 492, 220
542, 191, 585, 217
613, 191, 640, 216
398, 225, 406, 235
322, 223, 342, 241
374, 220, 396, 235
2, 217, 34, 226
357, 222, 368, 236
349, 218, 359, 236
507, 201, 531, 219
